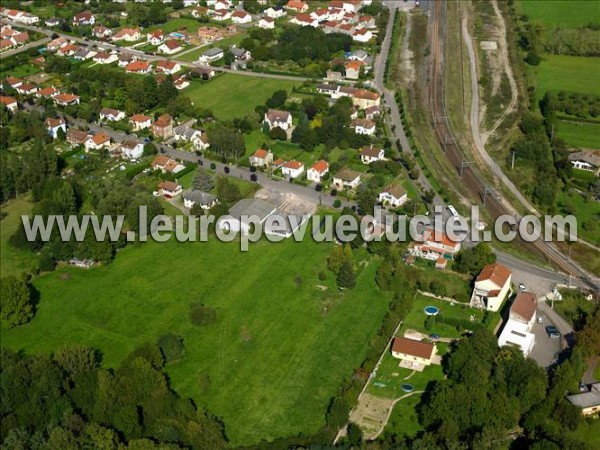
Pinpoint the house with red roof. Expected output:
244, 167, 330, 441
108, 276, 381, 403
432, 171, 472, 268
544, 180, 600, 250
285, 0, 308, 13
54, 93, 80, 106
155, 60, 181, 75
307, 160, 329, 183
0, 95, 18, 112
281, 160, 305, 179
391, 336, 437, 370
125, 60, 152, 74
249, 149, 273, 168
470, 263, 512, 312
158, 39, 183, 55
85, 132, 112, 152
147, 30, 165, 46
129, 114, 152, 131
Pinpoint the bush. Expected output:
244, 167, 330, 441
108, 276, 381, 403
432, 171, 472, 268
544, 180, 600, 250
210, 162, 216, 170
224, 166, 230, 174
333, 199, 342, 208
525, 51, 541, 66
189, 305, 217, 327
157, 333, 185, 362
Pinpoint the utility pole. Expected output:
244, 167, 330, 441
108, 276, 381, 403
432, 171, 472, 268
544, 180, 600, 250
511, 150, 516, 170
460, 160, 473, 178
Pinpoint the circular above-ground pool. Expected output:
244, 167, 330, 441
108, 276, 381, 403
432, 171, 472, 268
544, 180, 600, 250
424, 305, 440, 316
402, 384, 414, 393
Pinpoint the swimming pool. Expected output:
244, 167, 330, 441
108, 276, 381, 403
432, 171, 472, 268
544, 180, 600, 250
424, 306, 440, 316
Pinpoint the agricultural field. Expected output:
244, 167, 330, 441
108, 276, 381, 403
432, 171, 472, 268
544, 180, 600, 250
557, 120, 600, 150
184, 74, 300, 120
532, 55, 600, 99
0, 237, 390, 446
519, 0, 600, 28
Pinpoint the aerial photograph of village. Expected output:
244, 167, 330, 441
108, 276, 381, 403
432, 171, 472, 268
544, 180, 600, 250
0, 0, 599, 448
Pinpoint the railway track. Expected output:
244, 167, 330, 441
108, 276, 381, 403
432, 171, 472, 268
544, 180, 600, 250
427, 1, 599, 292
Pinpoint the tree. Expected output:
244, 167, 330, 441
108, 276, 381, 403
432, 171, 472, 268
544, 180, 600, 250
336, 259, 356, 289
346, 422, 363, 446
266, 90, 288, 109
576, 308, 600, 356
208, 123, 245, 159
215, 176, 242, 204
193, 169, 214, 192
325, 396, 350, 428
454, 243, 496, 276
189, 305, 217, 326
157, 333, 185, 362
157, 75, 179, 106
54, 345, 99, 377
0, 276, 34, 327
269, 126, 287, 141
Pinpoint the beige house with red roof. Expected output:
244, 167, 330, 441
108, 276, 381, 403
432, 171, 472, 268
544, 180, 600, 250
352, 89, 381, 109
471, 263, 512, 312
112, 27, 141, 42
285, 0, 308, 13
249, 149, 273, 168
100, 108, 125, 122
93, 52, 118, 65
307, 160, 329, 183
155, 60, 181, 75
54, 93, 80, 106
158, 181, 182, 198
159, 39, 183, 55
126, 60, 152, 74
0, 95, 18, 112
147, 30, 165, 46
281, 160, 305, 179
129, 114, 152, 131
498, 292, 537, 356
85, 132, 112, 152
409, 228, 461, 262
391, 337, 437, 371
152, 114, 174, 139
151, 155, 185, 174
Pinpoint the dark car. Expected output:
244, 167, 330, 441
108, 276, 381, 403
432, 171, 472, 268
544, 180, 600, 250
545, 325, 560, 338
428, 334, 440, 341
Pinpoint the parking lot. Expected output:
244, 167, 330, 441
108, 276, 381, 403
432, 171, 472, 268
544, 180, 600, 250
529, 313, 564, 367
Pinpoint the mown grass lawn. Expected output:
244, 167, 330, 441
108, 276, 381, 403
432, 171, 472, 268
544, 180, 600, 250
558, 120, 600, 149
532, 55, 600, 99
0, 238, 390, 446
384, 393, 424, 439
519, 0, 600, 28
0, 196, 39, 277
184, 74, 300, 120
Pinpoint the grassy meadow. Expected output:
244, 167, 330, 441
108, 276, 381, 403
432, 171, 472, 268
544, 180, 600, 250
558, 120, 600, 149
184, 74, 300, 121
532, 55, 600, 99
1, 236, 390, 445
0, 196, 39, 277
519, 1, 600, 28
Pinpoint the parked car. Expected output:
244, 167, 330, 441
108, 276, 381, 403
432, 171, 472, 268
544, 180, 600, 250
518, 283, 526, 291
537, 316, 543, 324
428, 334, 440, 341
545, 325, 560, 338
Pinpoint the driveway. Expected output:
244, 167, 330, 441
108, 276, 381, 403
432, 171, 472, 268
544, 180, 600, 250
529, 315, 563, 368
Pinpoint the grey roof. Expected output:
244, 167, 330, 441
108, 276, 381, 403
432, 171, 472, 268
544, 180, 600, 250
183, 190, 216, 206
335, 168, 361, 182
229, 198, 277, 222
230, 47, 248, 58
317, 83, 340, 92
74, 48, 91, 58
567, 383, 600, 409
174, 125, 202, 140
568, 151, 600, 167
351, 49, 368, 60
203, 47, 224, 57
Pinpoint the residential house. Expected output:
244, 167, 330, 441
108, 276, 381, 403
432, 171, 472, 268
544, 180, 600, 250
353, 28, 373, 42
194, 134, 210, 150
357, 14, 376, 29
470, 263, 512, 312
200, 47, 224, 63
147, 30, 165, 46
391, 336, 437, 370
93, 52, 118, 65
264, 6, 286, 18
568, 151, 600, 177
173, 125, 202, 143
57, 44, 81, 57
158, 39, 183, 54
378, 183, 408, 207
100, 108, 125, 122
264, 109, 292, 130
326, 70, 343, 81
174, 75, 190, 90
281, 160, 305, 179
4, 76, 22, 89
66, 129, 89, 147
352, 119, 376, 136
15, 83, 38, 96
317, 83, 341, 97
352, 89, 381, 109
118, 53, 138, 67
45, 17, 63, 27
567, 383, 600, 416
290, 13, 318, 27
307, 160, 329, 183
85, 132, 112, 152
410, 228, 461, 262
232, 10, 252, 24
218, 198, 278, 234
120, 140, 144, 160
151, 155, 186, 174
183, 190, 218, 210
348, 49, 369, 62
193, 66, 216, 79
285, 0, 309, 13
0, 95, 18, 112
73, 11, 95, 26
212, 9, 232, 21
333, 168, 361, 190
311, 8, 329, 22
249, 149, 273, 168
73, 48, 97, 61
45, 117, 66, 139
129, 114, 152, 130
197, 26, 221, 41
258, 17, 275, 29
498, 292, 537, 357
112, 27, 141, 42
159, 181, 183, 198
345, 60, 363, 80
125, 60, 152, 74
365, 105, 381, 120
47, 36, 69, 52
152, 114, 174, 139
155, 60, 181, 74
92, 25, 112, 39
36, 86, 60, 99
230, 47, 251, 60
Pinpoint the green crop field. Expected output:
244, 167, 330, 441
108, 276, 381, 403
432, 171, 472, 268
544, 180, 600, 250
532, 55, 600, 99
0, 196, 39, 277
558, 120, 600, 149
0, 237, 389, 445
519, 1, 600, 28
184, 74, 300, 120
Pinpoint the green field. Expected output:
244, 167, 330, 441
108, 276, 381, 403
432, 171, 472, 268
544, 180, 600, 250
147, 18, 204, 34
0, 196, 39, 277
558, 120, 600, 149
184, 74, 300, 120
0, 237, 389, 445
519, 1, 600, 28
532, 55, 600, 99
384, 394, 424, 438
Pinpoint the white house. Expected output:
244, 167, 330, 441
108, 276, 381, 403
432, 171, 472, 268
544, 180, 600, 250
93, 52, 118, 65
285, 0, 308, 13
173, 125, 203, 143
53, 93, 80, 106
409, 228, 461, 261
231, 10, 252, 24
73, 11, 95, 26
159, 181, 183, 198
333, 168, 361, 190
100, 108, 125, 122
45, 117, 66, 139
307, 160, 329, 183
379, 184, 408, 207
155, 60, 181, 74
290, 13, 318, 27
568, 151, 600, 177
258, 17, 275, 29
498, 292, 538, 356
353, 28, 373, 42
112, 27, 141, 42
183, 190, 218, 210
0, 95, 18, 112
120, 140, 144, 160
264, 109, 292, 131
249, 148, 273, 167
129, 114, 152, 131
147, 30, 165, 46
85, 132, 112, 152
158, 39, 183, 54
353, 119, 376, 136
359, 145, 384, 164
264, 6, 286, 18
281, 160, 305, 179
200, 47, 224, 63
391, 336, 437, 370
470, 263, 512, 312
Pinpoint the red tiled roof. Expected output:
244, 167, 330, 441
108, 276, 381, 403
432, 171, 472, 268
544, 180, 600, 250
511, 292, 537, 322
392, 337, 435, 360
476, 263, 512, 287
311, 159, 329, 173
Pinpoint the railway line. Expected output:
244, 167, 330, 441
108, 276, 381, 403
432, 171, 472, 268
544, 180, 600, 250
427, 1, 599, 292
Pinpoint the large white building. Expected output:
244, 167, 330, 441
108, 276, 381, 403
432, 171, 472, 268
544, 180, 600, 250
498, 292, 538, 356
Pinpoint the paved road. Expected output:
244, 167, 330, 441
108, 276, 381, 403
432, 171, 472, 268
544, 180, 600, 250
1, 36, 50, 57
